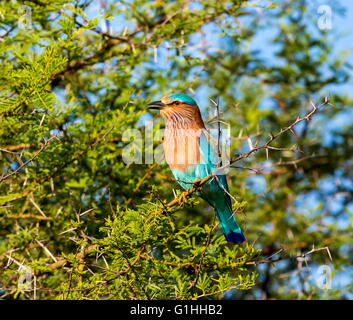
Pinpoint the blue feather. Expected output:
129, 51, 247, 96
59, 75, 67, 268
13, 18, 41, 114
169, 93, 198, 106
171, 130, 245, 244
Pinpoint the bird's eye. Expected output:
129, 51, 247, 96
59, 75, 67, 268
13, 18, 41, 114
174, 101, 181, 105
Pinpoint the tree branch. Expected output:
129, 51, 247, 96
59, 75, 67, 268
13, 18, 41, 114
164, 98, 330, 209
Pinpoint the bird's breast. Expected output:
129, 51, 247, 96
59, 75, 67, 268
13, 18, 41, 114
163, 127, 202, 172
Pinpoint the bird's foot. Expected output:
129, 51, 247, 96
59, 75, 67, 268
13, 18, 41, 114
192, 179, 203, 188
178, 192, 188, 206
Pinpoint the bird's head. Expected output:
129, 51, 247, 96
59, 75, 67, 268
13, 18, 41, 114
147, 93, 198, 110
148, 93, 204, 128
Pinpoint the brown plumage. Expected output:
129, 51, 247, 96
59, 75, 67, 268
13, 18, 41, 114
160, 101, 206, 171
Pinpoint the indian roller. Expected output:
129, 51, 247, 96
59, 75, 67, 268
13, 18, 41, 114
148, 93, 245, 244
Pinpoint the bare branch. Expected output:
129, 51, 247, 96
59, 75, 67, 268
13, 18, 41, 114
245, 245, 332, 266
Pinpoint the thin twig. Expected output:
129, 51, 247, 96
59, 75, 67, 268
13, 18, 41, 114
245, 246, 332, 265
0, 136, 56, 184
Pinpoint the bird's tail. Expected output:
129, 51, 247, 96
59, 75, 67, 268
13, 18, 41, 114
201, 175, 245, 244
215, 203, 245, 244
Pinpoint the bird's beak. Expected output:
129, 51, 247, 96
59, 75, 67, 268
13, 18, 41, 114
147, 100, 165, 110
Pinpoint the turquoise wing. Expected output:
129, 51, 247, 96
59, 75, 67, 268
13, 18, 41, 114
170, 129, 245, 243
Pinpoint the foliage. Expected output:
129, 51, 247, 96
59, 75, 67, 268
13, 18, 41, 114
0, 0, 352, 300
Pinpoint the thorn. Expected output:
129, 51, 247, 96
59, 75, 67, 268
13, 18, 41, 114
188, 87, 195, 94
310, 100, 317, 109
289, 127, 299, 139
80, 208, 95, 216
326, 247, 333, 262
247, 137, 253, 150
209, 98, 217, 107
153, 46, 158, 63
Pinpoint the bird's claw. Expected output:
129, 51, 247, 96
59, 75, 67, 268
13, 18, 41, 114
192, 179, 202, 187
178, 192, 187, 205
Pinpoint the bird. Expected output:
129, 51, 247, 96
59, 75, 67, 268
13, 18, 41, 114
148, 93, 245, 244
